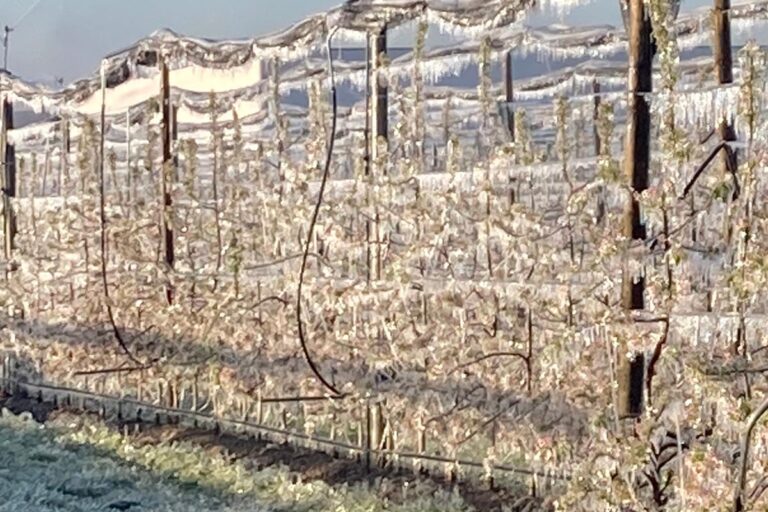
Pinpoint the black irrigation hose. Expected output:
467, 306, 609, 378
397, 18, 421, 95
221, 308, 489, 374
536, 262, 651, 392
296, 27, 344, 397
98, 62, 145, 367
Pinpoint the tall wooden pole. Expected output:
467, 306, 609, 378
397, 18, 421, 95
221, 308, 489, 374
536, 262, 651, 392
367, 25, 387, 283
1, 97, 15, 272
621, 0, 653, 310
619, 0, 654, 419
364, 36, 371, 178
59, 116, 69, 195
160, 57, 175, 305
505, 50, 515, 142
593, 79, 606, 224
372, 25, 388, 165
172, 104, 179, 180
126, 107, 132, 206
592, 79, 602, 156
506, 51, 517, 205
368, 25, 388, 461
713, 0, 737, 175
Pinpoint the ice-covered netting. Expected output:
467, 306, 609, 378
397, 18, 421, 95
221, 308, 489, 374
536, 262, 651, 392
3, 0, 767, 120
0, 51, 750, 159
0, 0, 530, 114
675, 0, 768, 47
652, 85, 743, 136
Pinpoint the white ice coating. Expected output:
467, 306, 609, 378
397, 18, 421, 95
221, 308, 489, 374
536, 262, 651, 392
0, 0, 766, 173
2, 0, 766, 118
652, 85, 742, 136
6, 121, 59, 147
500, 156, 597, 181
72, 57, 264, 116
535, 0, 596, 17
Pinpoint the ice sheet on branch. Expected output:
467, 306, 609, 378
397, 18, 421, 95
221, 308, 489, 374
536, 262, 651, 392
652, 84, 741, 136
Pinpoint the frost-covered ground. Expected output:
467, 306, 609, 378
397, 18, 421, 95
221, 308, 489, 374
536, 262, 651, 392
0, 410, 273, 512
0, 409, 473, 512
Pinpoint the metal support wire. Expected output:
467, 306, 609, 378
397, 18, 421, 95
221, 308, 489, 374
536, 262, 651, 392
3, 374, 570, 483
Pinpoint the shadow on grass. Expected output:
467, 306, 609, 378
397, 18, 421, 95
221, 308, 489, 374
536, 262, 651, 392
1, 386, 539, 512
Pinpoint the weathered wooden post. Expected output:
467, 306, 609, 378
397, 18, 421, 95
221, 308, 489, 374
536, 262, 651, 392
592, 79, 602, 156
618, 0, 655, 418
172, 103, 179, 180
416, 424, 427, 472
364, 36, 371, 178
618, 352, 645, 418
126, 107, 132, 207
713, 0, 737, 178
505, 50, 515, 142
372, 25, 388, 167
366, 24, 388, 284
59, 116, 69, 195
1, 96, 15, 274
369, 403, 380, 467
593, 79, 607, 223
160, 56, 175, 305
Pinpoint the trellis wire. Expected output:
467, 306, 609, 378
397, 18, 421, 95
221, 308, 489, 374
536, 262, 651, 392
0, 353, 570, 485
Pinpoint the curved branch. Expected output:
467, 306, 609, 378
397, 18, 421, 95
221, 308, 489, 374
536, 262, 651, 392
680, 141, 740, 200
98, 61, 144, 367
254, 295, 289, 308
645, 317, 670, 405
295, 27, 344, 397
734, 397, 768, 511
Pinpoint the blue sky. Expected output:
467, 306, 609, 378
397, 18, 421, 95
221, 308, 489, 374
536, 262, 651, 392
0, 0, 738, 84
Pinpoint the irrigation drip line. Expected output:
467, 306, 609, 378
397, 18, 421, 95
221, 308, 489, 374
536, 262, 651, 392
296, 27, 345, 398
97, 60, 146, 368
1, 377, 571, 482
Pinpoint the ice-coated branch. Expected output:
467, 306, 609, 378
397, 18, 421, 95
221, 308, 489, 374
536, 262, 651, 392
734, 397, 768, 511
296, 26, 344, 398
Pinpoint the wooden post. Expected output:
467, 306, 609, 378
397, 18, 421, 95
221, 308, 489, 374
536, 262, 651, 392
192, 372, 199, 412
372, 25, 388, 164
592, 79, 602, 156
594, 79, 606, 225
713, 0, 737, 176
171, 104, 179, 180
370, 402, 385, 466
618, 352, 645, 418
619, 0, 655, 418
357, 414, 364, 464
621, 0, 653, 310
489, 421, 497, 489
505, 50, 515, 142
365, 404, 372, 470
417, 426, 426, 472
59, 116, 69, 195
1, 354, 7, 394
1, 97, 15, 273
160, 57, 175, 305
126, 107, 132, 207
622, 0, 653, 245
364, 36, 371, 178
366, 25, 388, 283
42, 148, 50, 198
